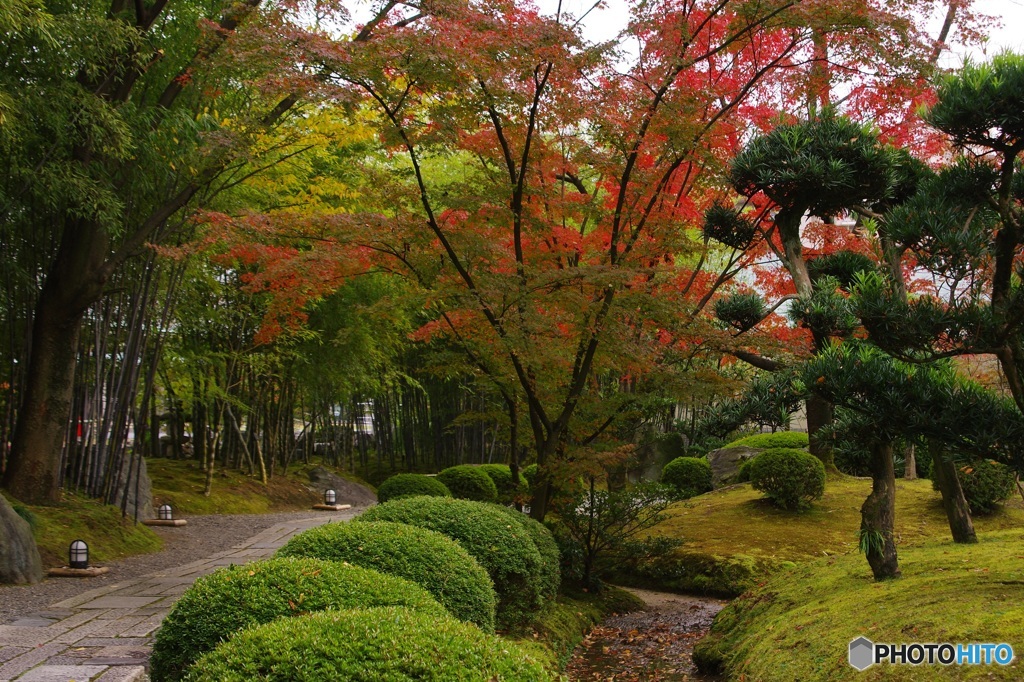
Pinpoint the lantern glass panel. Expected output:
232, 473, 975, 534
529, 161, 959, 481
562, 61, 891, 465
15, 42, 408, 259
324, 489, 337, 505
158, 504, 173, 520
69, 540, 89, 569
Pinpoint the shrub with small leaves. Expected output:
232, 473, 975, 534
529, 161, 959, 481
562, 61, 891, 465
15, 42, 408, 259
377, 473, 451, 503
183, 607, 553, 682
748, 447, 826, 510
487, 504, 561, 600
931, 458, 1016, 515
478, 464, 526, 503
661, 457, 714, 499
522, 463, 539, 487
436, 465, 499, 502
149, 557, 446, 682
358, 496, 547, 628
727, 432, 809, 450
276, 520, 495, 631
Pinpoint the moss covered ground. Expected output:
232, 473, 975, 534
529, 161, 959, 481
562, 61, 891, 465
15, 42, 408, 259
614, 476, 1024, 596
695, 528, 1024, 680
7, 490, 163, 567
147, 459, 329, 515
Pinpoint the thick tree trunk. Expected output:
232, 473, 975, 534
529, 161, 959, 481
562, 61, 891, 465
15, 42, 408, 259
929, 442, 976, 544
861, 440, 900, 580
3, 218, 107, 504
805, 394, 834, 467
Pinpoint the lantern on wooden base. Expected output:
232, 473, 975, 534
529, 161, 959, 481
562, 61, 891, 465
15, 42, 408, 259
158, 504, 173, 521
324, 489, 337, 506
69, 540, 89, 569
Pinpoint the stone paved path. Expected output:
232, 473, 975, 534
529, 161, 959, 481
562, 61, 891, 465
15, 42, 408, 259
0, 511, 358, 682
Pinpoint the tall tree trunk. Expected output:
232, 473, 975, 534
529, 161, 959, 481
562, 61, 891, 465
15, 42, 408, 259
929, 442, 976, 544
903, 443, 917, 480
861, 440, 900, 580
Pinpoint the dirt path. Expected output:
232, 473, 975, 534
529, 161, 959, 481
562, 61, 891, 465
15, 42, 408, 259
566, 587, 729, 681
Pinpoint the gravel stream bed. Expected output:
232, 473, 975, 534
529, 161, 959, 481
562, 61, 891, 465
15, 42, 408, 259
0, 510, 338, 625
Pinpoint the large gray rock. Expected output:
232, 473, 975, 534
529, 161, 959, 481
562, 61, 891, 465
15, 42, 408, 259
308, 466, 377, 507
110, 456, 154, 521
0, 494, 43, 584
707, 445, 762, 485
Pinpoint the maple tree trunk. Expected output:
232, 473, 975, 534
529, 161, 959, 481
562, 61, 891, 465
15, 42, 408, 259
861, 440, 900, 581
4, 219, 108, 504
929, 442, 976, 544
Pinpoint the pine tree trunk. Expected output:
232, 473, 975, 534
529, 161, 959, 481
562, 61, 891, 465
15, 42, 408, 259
861, 440, 900, 580
805, 394, 834, 467
929, 442, 976, 544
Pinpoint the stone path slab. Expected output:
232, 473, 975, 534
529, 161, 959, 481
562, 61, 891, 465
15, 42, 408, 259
0, 511, 356, 681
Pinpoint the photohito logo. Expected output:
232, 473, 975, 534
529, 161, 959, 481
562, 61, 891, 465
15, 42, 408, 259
848, 637, 1014, 670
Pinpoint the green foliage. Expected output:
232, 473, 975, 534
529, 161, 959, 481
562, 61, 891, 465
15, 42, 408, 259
736, 457, 755, 483
807, 251, 876, 290
660, 457, 714, 499
702, 202, 757, 249
436, 465, 499, 502
730, 111, 899, 217
478, 464, 526, 503
550, 481, 680, 589
654, 432, 686, 461
149, 558, 446, 682
931, 459, 1017, 515
10, 500, 37, 531
376, 473, 451, 503
695, 370, 805, 438
522, 463, 539, 487
727, 431, 809, 450
276, 520, 495, 632
927, 52, 1024, 149
714, 292, 767, 332
183, 607, 553, 682
787, 276, 858, 338
358, 496, 548, 628
486, 505, 561, 600
748, 448, 826, 510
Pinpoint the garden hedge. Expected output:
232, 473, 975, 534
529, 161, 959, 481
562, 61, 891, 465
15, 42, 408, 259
748, 447, 825, 510
183, 607, 552, 682
931, 458, 1017, 515
478, 464, 526, 503
149, 557, 445, 682
488, 503, 561, 600
437, 465, 499, 502
661, 457, 714, 498
727, 431, 809, 450
376, 473, 451, 503
358, 496, 546, 628
276, 520, 495, 631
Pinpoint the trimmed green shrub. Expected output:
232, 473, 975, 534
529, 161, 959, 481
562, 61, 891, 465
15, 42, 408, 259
479, 464, 526, 503
276, 520, 495, 631
931, 458, 1017, 515
661, 457, 714, 498
437, 465, 499, 502
736, 457, 755, 483
522, 463, 539, 487
727, 431, 809, 450
748, 448, 826, 510
359, 496, 546, 628
488, 504, 561, 600
149, 557, 445, 682
377, 473, 451, 503
183, 607, 553, 682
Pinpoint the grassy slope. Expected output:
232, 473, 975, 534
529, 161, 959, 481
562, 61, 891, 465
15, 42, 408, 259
615, 476, 1024, 596
697, 528, 1024, 681
147, 459, 330, 515
7, 490, 163, 568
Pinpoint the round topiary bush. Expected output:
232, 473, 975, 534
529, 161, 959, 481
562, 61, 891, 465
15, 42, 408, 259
183, 607, 553, 682
377, 473, 451, 503
661, 457, 714, 499
931, 458, 1016, 515
727, 431, 809, 450
487, 504, 561, 600
358, 496, 546, 628
149, 557, 446, 682
478, 464, 526, 503
748, 447, 826, 510
436, 465, 499, 502
522, 463, 539, 487
276, 520, 495, 631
